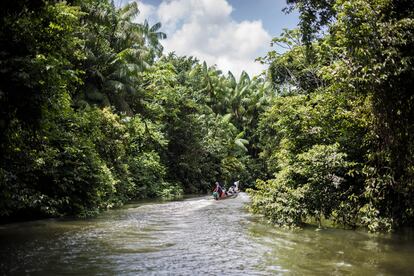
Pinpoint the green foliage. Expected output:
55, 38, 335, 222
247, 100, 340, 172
249, 179, 306, 228
257, 29, 324, 93
250, 0, 414, 232
0, 0, 260, 220
0, 1, 84, 135
0, 110, 118, 217
2, 0, 410, 234
250, 91, 366, 228
284, 0, 336, 44
296, 144, 355, 221
74, 0, 166, 112
137, 56, 261, 193
0, 0, 172, 219
156, 182, 184, 200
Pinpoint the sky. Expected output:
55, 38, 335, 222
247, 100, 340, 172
116, 0, 299, 77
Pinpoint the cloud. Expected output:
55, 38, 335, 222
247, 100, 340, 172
157, 0, 190, 28
132, 0, 157, 23
142, 0, 271, 77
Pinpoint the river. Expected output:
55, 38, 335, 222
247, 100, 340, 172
1, 193, 414, 275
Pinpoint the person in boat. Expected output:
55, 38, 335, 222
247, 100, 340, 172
213, 181, 224, 199
227, 186, 234, 195
227, 181, 239, 195
233, 180, 240, 192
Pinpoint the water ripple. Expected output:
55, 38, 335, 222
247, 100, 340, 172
1, 193, 414, 275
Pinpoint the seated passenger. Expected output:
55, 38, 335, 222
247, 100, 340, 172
213, 182, 224, 198
234, 181, 240, 192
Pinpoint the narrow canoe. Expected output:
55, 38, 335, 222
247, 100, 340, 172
213, 192, 239, 200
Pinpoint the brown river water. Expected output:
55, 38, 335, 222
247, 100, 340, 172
1, 193, 414, 275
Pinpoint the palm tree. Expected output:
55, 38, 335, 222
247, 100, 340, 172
189, 62, 228, 113
77, 1, 149, 114
223, 71, 252, 128
140, 19, 167, 63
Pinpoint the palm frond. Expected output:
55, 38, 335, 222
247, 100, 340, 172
119, 2, 139, 21
235, 138, 249, 152
149, 22, 162, 32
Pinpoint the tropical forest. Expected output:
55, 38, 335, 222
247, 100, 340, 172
0, 0, 413, 274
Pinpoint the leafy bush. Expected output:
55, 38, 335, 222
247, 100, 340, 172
250, 91, 367, 228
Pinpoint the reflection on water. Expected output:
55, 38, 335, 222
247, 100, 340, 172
1, 193, 414, 275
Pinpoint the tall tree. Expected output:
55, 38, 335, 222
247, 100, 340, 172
140, 19, 167, 63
